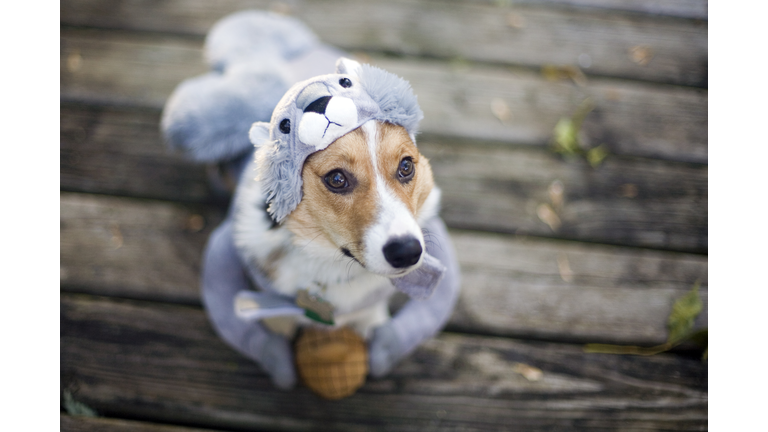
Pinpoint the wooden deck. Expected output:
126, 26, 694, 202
60, 1, 708, 430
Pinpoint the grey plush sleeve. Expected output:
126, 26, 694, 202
201, 218, 297, 389
369, 216, 461, 377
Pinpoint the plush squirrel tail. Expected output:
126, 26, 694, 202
161, 11, 331, 165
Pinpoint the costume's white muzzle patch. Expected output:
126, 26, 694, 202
298, 96, 358, 151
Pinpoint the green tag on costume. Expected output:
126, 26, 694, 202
296, 289, 335, 325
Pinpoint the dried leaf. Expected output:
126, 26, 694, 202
491, 98, 511, 122
537, 203, 561, 231
110, 222, 123, 249
514, 363, 543, 381
186, 214, 206, 232
548, 180, 564, 210
540, 65, 587, 86
541, 64, 563, 82
667, 281, 703, 344
67, 50, 82, 73
270, 2, 293, 15
604, 87, 621, 101
629, 45, 654, 66
619, 183, 638, 198
506, 13, 526, 28
351, 52, 373, 65
557, 253, 573, 283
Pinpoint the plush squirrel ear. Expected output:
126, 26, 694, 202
249, 122, 271, 147
335, 57, 362, 77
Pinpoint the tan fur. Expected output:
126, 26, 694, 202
375, 122, 435, 217
285, 122, 434, 265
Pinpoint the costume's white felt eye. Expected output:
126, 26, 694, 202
325, 97, 357, 127
298, 112, 328, 147
297, 97, 359, 150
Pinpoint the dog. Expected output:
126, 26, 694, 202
162, 11, 460, 390
232, 119, 441, 340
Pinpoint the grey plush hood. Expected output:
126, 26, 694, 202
249, 58, 424, 223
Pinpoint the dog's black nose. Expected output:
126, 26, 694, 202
383, 237, 422, 269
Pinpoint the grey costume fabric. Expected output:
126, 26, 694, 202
161, 10, 461, 388
162, 11, 345, 165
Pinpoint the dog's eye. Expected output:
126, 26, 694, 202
323, 169, 353, 193
339, 78, 352, 88
397, 157, 415, 182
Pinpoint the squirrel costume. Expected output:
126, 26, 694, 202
161, 10, 460, 398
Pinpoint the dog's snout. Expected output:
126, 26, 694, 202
383, 237, 422, 269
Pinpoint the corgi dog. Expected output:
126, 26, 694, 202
232, 119, 441, 339
161, 11, 462, 385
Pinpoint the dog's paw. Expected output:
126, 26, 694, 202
253, 332, 297, 390
368, 323, 403, 378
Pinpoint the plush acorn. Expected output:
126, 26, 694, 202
294, 326, 368, 399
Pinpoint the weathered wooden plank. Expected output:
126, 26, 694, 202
451, 231, 707, 344
513, 0, 708, 19
61, 294, 707, 431
61, 415, 225, 432
60, 30, 208, 109
60, 0, 707, 87
61, 104, 217, 203
60, 28, 708, 163
60, 192, 224, 304
419, 137, 707, 253
387, 61, 708, 165
61, 191, 707, 345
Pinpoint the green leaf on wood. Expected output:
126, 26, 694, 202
667, 280, 703, 344
584, 280, 706, 359
586, 145, 609, 167
63, 390, 98, 417
551, 98, 596, 159
553, 118, 580, 155
686, 328, 708, 348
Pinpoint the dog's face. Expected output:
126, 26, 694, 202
285, 120, 435, 277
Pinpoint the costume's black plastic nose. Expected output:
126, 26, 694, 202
304, 96, 332, 114
383, 237, 422, 269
